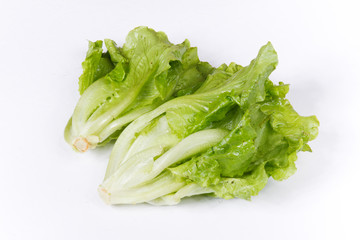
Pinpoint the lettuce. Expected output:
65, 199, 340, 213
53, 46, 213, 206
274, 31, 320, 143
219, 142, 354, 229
64, 27, 319, 205
64, 27, 213, 152
98, 42, 319, 205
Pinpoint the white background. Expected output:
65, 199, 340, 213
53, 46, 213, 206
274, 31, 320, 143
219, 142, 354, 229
1, 0, 359, 239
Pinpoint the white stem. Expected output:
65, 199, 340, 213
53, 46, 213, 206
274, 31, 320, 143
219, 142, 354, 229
148, 183, 214, 205
98, 104, 157, 141
81, 88, 136, 136
99, 172, 185, 205
152, 129, 228, 174
105, 95, 209, 179
105, 103, 169, 178
71, 78, 115, 136
120, 128, 228, 189
123, 116, 180, 164
102, 146, 165, 190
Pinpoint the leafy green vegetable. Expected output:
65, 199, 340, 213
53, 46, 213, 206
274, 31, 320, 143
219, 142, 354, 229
65, 27, 319, 205
65, 27, 213, 152
98, 41, 318, 205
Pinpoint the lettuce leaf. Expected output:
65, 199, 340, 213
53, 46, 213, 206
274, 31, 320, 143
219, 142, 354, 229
78, 40, 114, 94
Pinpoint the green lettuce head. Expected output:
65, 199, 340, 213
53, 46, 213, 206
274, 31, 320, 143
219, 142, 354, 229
64, 27, 213, 152
98, 42, 319, 205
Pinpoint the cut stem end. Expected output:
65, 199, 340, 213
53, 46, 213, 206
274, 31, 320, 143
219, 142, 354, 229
73, 137, 89, 152
98, 186, 111, 205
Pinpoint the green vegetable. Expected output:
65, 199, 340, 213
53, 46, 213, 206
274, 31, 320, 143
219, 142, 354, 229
98, 42, 319, 205
64, 27, 213, 152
